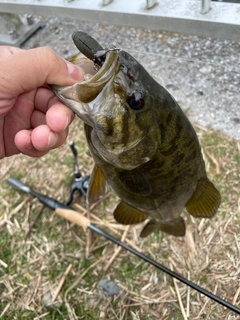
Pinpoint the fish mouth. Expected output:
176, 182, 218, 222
51, 49, 119, 126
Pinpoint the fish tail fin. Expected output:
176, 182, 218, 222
186, 178, 221, 218
140, 217, 186, 238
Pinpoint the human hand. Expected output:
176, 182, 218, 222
0, 46, 84, 159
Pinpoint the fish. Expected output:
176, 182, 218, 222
51, 31, 221, 237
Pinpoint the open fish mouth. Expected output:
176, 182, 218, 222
51, 47, 120, 126
51, 32, 159, 169
70, 48, 119, 103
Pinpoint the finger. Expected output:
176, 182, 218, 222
34, 87, 74, 132
31, 125, 68, 151
14, 130, 48, 157
46, 102, 74, 133
15, 126, 69, 157
31, 125, 59, 151
31, 110, 46, 128
1, 46, 85, 97
32, 86, 55, 113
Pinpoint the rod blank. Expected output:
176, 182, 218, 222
55, 208, 240, 315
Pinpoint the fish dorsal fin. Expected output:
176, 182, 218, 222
117, 169, 152, 195
140, 217, 186, 238
114, 201, 148, 225
186, 178, 221, 218
87, 165, 107, 206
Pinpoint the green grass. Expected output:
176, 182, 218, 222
0, 119, 239, 319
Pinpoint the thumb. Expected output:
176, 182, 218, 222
0, 46, 84, 97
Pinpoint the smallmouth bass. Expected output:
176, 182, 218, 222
52, 31, 221, 237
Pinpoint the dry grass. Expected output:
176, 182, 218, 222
0, 118, 239, 320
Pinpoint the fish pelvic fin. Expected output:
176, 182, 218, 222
186, 177, 221, 218
113, 201, 148, 225
140, 217, 186, 238
87, 165, 107, 206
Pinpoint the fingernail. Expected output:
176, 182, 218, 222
67, 62, 84, 81
24, 135, 34, 150
48, 132, 58, 148
25, 142, 34, 150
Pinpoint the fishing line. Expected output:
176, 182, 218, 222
7, 177, 240, 315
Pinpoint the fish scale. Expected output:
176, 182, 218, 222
51, 31, 221, 237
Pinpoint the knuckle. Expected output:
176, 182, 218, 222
42, 46, 57, 62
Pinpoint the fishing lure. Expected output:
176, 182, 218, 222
72, 31, 120, 69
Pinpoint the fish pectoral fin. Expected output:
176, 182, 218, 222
113, 201, 148, 225
186, 178, 221, 218
140, 217, 186, 237
117, 169, 152, 195
87, 164, 107, 206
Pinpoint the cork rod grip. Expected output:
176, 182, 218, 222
55, 208, 90, 232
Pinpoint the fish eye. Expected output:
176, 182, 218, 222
127, 91, 145, 110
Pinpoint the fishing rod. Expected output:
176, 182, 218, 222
7, 177, 240, 315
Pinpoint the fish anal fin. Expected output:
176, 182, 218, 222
186, 178, 221, 218
140, 220, 157, 238
140, 217, 186, 238
87, 165, 107, 206
117, 169, 152, 195
113, 201, 148, 225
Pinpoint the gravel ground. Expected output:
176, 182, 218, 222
21, 16, 240, 140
